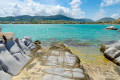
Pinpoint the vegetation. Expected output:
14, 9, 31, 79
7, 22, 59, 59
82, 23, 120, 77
97, 17, 115, 22
0, 15, 119, 24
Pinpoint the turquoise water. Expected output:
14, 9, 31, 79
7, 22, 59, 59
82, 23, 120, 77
1, 24, 120, 46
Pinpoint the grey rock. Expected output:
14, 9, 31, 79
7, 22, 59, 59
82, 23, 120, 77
14, 37, 30, 55
5, 38, 30, 67
42, 75, 53, 80
72, 68, 83, 73
62, 71, 72, 77
0, 44, 22, 75
73, 72, 85, 79
104, 47, 118, 58
106, 26, 118, 30
21, 36, 35, 50
5, 38, 23, 55
0, 71, 12, 80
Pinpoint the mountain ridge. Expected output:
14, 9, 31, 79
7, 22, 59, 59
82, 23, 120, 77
97, 17, 116, 22
0, 15, 94, 22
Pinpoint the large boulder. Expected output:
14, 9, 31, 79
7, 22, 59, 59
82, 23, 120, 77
101, 41, 120, 65
5, 38, 30, 67
13, 37, 30, 55
106, 26, 118, 30
0, 32, 36, 78
0, 44, 22, 75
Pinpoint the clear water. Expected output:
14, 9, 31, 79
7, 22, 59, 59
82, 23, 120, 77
1, 24, 120, 46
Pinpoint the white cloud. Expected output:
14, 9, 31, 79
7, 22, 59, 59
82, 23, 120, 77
101, 0, 120, 7
94, 9, 106, 20
0, 0, 85, 19
111, 14, 119, 19
70, 0, 85, 18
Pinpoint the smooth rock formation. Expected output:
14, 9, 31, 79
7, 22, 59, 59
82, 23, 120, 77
100, 41, 120, 65
0, 32, 36, 80
106, 26, 118, 30
0, 67, 11, 80
0, 44, 22, 75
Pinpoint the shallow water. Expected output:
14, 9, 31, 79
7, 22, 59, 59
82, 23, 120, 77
1, 24, 120, 46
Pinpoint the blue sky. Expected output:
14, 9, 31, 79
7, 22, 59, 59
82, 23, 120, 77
0, 0, 120, 20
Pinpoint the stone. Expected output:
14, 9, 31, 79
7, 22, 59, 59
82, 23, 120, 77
101, 40, 120, 65
5, 38, 30, 65
72, 68, 83, 73
73, 72, 85, 79
0, 44, 22, 75
104, 47, 118, 59
106, 26, 118, 30
48, 56, 57, 62
14, 37, 30, 55
62, 71, 72, 77
28, 43, 35, 50
33, 40, 41, 45
21, 36, 35, 50
42, 75, 53, 80
65, 52, 71, 56
21, 36, 32, 47
0, 71, 12, 80
64, 56, 76, 66
5, 38, 23, 55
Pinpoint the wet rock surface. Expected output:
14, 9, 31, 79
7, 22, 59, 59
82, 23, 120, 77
100, 41, 120, 65
106, 26, 118, 30
13, 43, 90, 80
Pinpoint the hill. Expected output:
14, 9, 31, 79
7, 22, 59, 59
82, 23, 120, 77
97, 17, 115, 22
0, 15, 94, 22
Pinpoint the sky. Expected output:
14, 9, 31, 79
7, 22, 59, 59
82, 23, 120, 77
0, 0, 120, 20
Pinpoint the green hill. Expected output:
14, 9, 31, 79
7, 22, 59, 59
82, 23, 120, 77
97, 17, 116, 22
0, 15, 94, 22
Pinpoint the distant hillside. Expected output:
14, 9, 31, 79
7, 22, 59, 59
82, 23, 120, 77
75, 18, 94, 22
0, 15, 94, 22
113, 18, 120, 24
97, 17, 116, 22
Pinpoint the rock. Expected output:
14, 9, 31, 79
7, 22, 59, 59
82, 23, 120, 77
104, 47, 118, 59
118, 30, 120, 32
21, 36, 35, 50
0, 71, 12, 80
101, 41, 120, 65
33, 40, 41, 45
5, 38, 30, 68
100, 44, 107, 52
14, 37, 30, 55
106, 26, 118, 30
73, 72, 85, 79
0, 66, 12, 80
0, 44, 22, 75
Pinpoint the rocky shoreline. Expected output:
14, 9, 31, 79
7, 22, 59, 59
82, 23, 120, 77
0, 32, 38, 80
100, 41, 120, 65
13, 43, 90, 80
